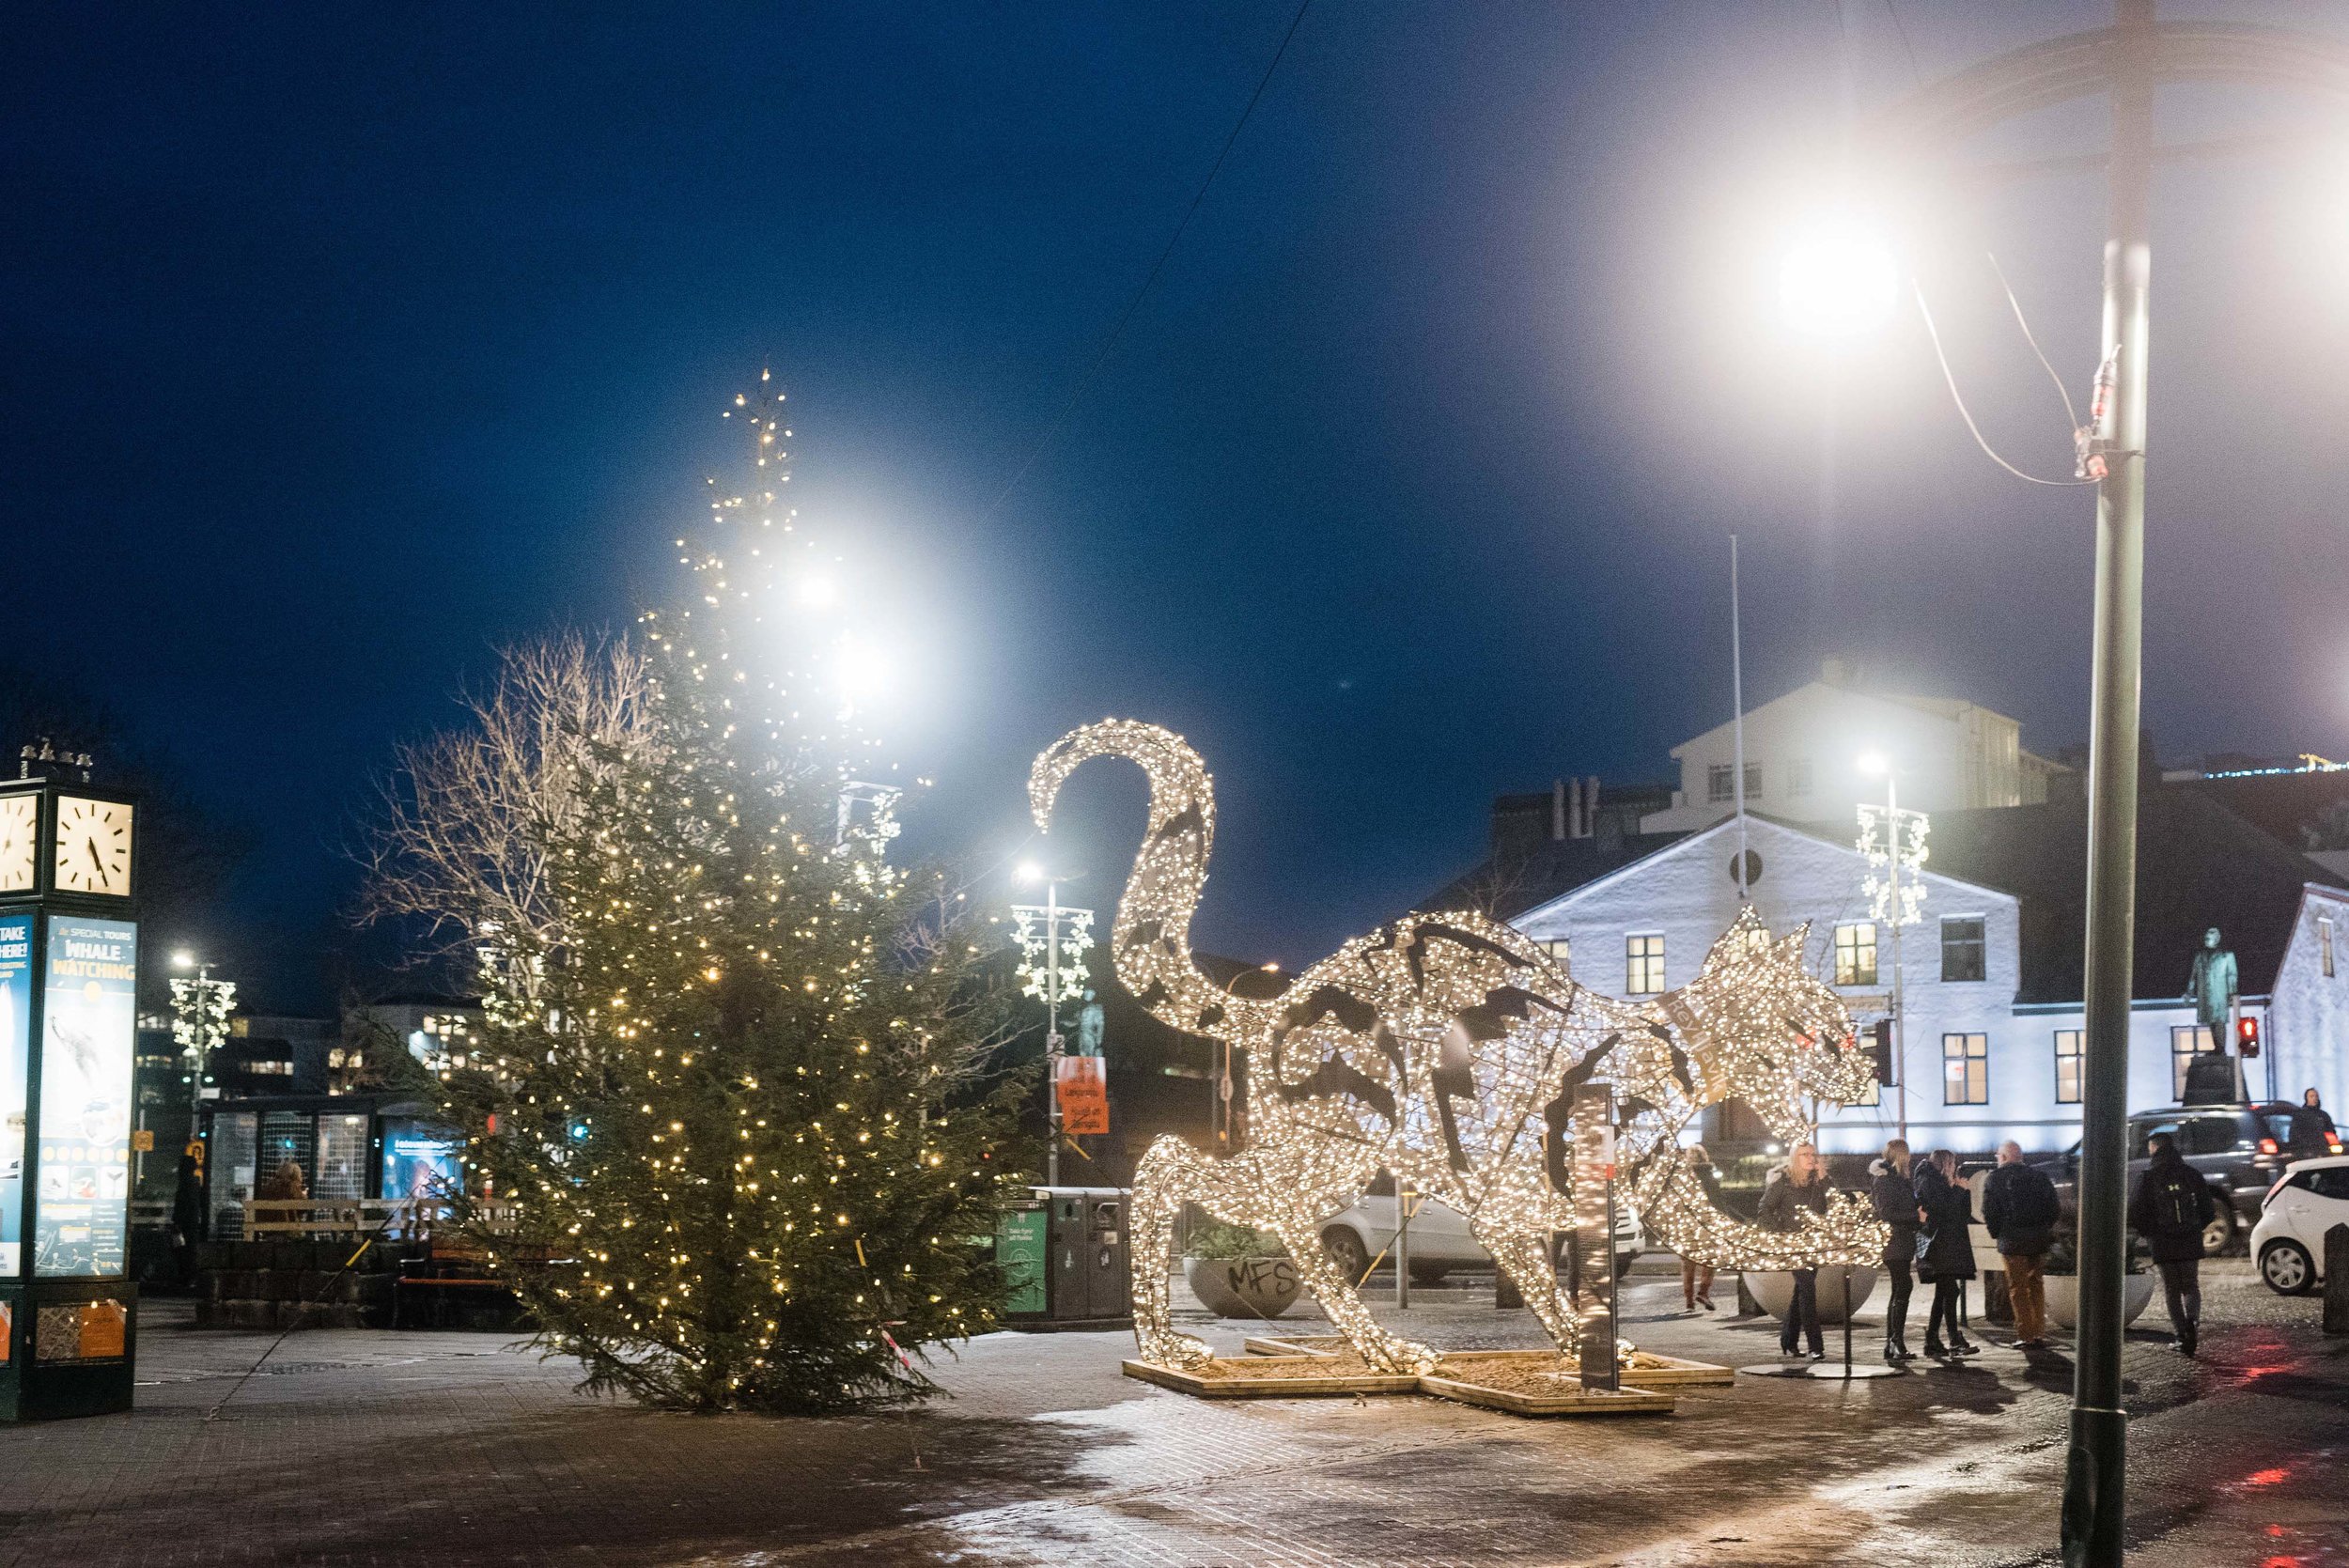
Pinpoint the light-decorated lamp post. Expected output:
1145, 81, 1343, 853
1778, 8, 2349, 1558
0, 760, 143, 1421
167, 951, 236, 1120
1855, 753, 1928, 1141
1013, 862, 1093, 1188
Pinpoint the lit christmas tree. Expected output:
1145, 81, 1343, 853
372, 376, 1024, 1412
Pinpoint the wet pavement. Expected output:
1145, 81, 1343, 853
2, 1261, 2343, 1567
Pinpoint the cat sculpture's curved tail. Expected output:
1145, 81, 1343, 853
1029, 721, 1272, 1040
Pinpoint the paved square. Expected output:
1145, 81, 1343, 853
3, 1264, 2342, 1567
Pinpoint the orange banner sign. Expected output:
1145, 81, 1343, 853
1056, 1056, 1110, 1136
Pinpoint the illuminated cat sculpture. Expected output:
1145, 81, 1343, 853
1030, 721, 1881, 1374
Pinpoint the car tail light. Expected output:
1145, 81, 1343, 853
2259, 1136, 2279, 1156
2330, 1132, 2344, 1154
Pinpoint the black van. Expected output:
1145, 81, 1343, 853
2034, 1103, 2326, 1256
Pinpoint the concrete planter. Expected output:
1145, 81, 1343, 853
1185, 1255, 1301, 1320
2043, 1271, 2156, 1330
1744, 1266, 1879, 1325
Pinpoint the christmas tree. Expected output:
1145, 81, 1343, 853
369, 376, 1025, 1413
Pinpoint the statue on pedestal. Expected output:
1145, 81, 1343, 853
2185, 927, 2238, 1052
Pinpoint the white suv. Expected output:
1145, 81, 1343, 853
2250, 1155, 2349, 1295
1317, 1192, 1644, 1286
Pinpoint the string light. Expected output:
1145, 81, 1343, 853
1032, 723, 1886, 1374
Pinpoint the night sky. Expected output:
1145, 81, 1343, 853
8, 4, 2348, 1012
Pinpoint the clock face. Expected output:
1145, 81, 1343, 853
53, 796, 133, 896
0, 794, 34, 893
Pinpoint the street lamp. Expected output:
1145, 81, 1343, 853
1855, 753, 1929, 1141
1012, 862, 1093, 1187
1776, 215, 1900, 338
1829, 9, 2349, 1560
167, 950, 236, 1120
1210, 963, 1280, 1151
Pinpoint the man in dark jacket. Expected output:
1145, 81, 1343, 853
1982, 1141, 2061, 1347
2129, 1132, 2217, 1356
1759, 1142, 1830, 1358
2290, 1089, 2338, 1160
1868, 1139, 1920, 1362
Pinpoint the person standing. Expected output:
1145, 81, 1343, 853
1869, 1139, 1920, 1362
1914, 1149, 1980, 1358
2130, 1131, 2217, 1357
1759, 1141, 1830, 1359
1681, 1145, 1721, 1312
1982, 1141, 2061, 1348
2289, 1088, 2337, 1160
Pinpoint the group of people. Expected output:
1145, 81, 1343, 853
1680, 1110, 2281, 1362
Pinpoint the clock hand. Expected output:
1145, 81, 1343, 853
88, 841, 105, 886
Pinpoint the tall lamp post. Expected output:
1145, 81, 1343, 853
1780, 8, 2349, 1560
167, 950, 235, 1121
1856, 754, 1928, 1142
1013, 863, 1092, 1188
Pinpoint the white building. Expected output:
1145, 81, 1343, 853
1641, 660, 2065, 836
1501, 791, 2349, 1158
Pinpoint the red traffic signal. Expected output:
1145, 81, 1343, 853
2236, 1017, 2262, 1059
1869, 1018, 1895, 1084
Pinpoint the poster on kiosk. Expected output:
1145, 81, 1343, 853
0, 912, 31, 1279
35, 918, 136, 1279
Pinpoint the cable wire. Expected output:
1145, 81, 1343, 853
1911, 281, 2098, 488
1984, 251, 2082, 432
986, 0, 1313, 516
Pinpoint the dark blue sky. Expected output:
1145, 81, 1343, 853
8, 4, 2347, 1010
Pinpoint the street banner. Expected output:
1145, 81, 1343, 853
1056, 1055, 1109, 1136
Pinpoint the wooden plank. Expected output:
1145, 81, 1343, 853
1241, 1334, 1335, 1358
1120, 1358, 1420, 1399
1418, 1376, 1676, 1417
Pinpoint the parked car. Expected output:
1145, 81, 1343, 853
2251, 1155, 2349, 1295
2033, 1103, 2332, 1257
1318, 1192, 1644, 1286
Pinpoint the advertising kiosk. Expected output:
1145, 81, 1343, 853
0, 768, 140, 1421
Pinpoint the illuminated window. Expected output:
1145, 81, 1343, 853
1941, 917, 1986, 983
1626, 934, 1665, 995
2170, 1024, 2218, 1098
1833, 923, 1877, 986
2053, 1030, 2083, 1105
1942, 1032, 1988, 1105
1540, 938, 1570, 978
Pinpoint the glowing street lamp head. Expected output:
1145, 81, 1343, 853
171, 950, 197, 970
1015, 860, 1046, 886
793, 574, 838, 610
1778, 217, 1899, 339
1857, 751, 1890, 778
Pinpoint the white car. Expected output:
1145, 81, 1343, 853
2250, 1154, 2349, 1295
1317, 1192, 1644, 1286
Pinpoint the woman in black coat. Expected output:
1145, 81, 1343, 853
1868, 1139, 1920, 1361
1913, 1149, 1980, 1358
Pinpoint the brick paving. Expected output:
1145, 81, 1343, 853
2, 1264, 2343, 1567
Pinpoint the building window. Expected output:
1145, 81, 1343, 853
2170, 1024, 2218, 1098
1942, 1032, 1988, 1105
1541, 938, 1570, 978
1833, 923, 1878, 986
1941, 917, 1986, 983
2054, 1029, 2083, 1105
1704, 763, 1762, 803
1626, 934, 1665, 996
1788, 757, 1813, 798
2323, 916, 2337, 979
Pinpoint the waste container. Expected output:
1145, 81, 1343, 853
1005, 1187, 1131, 1330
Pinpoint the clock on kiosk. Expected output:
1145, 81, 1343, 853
0, 754, 142, 1421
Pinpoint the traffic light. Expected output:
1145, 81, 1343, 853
2236, 1016, 2262, 1059
1870, 1018, 1895, 1084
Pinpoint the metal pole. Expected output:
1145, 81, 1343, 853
1730, 534, 1750, 900
2062, 5, 2153, 1561
1046, 882, 1062, 1188
1395, 1179, 1411, 1310
1889, 779, 1907, 1143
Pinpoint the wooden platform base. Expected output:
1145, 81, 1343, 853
1242, 1335, 1732, 1389
1119, 1357, 1422, 1399
1418, 1374, 1675, 1417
